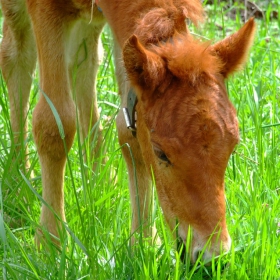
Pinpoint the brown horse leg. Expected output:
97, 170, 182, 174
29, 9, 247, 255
27, 3, 76, 246
114, 43, 156, 244
0, 0, 36, 173
68, 20, 105, 167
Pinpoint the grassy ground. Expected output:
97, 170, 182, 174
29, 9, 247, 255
0, 1, 279, 279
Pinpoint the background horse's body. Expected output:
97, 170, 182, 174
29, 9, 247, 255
0, 0, 255, 263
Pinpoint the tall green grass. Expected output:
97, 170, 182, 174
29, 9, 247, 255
0, 1, 279, 279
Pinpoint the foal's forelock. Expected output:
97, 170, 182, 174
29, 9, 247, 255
151, 36, 224, 85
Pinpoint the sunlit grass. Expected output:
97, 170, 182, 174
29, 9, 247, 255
0, 1, 279, 279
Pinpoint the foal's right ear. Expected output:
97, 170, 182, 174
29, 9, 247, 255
211, 18, 256, 78
123, 35, 166, 92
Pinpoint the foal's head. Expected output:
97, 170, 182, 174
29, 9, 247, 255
123, 18, 256, 263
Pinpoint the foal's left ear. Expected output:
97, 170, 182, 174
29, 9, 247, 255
123, 35, 166, 91
211, 18, 256, 78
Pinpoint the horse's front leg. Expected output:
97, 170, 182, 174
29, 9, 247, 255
27, 3, 76, 246
68, 20, 105, 167
0, 0, 36, 173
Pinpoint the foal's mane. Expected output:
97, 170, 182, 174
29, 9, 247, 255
134, 0, 204, 45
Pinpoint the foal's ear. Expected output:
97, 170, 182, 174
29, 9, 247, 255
211, 18, 256, 78
123, 35, 166, 91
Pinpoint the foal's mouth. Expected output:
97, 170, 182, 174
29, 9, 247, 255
176, 237, 187, 262
176, 236, 209, 264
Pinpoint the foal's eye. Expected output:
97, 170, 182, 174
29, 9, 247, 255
153, 146, 170, 164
